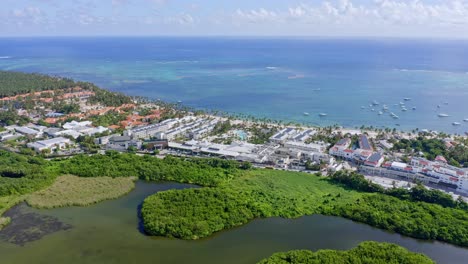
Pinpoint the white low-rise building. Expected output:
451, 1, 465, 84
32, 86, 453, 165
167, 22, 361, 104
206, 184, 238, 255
284, 141, 327, 153
27, 137, 71, 152
270, 127, 297, 143
63, 120, 92, 130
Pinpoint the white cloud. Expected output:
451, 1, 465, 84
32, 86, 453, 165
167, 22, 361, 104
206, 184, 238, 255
225, 0, 468, 36
8, 6, 47, 26
234, 8, 278, 24
164, 13, 195, 25
2, 0, 468, 37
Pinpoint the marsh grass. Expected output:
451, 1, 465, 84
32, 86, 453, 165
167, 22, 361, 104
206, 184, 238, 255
0, 195, 24, 231
26, 175, 136, 209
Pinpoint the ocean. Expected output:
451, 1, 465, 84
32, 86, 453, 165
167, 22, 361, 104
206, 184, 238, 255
1, 37, 468, 133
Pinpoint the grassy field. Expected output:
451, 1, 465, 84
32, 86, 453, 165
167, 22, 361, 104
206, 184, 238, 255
0, 195, 24, 230
26, 175, 137, 209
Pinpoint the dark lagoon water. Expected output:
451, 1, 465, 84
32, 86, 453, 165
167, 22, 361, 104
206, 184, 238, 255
1, 37, 468, 133
0, 181, 467, 264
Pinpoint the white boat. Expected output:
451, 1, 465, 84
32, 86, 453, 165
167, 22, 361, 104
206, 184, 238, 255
378, 111, 383, 115
401, 108, 407, 112
404, 98, 411, 101
372, 100, 379, 106
399, 102, 405, 105
383, 105, 388, 110
371, 108, 375, 112
177, 100, 183, 103
453, 122, 461, 126
464, 119, 468, 122
438, 113, 450, 117
361, 106, 367, 109
319, 113, 327, 117
390, 112, 399, 119
303, 112, 310, 116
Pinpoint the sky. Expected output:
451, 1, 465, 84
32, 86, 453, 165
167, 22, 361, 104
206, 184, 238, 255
1, 0, 468, 38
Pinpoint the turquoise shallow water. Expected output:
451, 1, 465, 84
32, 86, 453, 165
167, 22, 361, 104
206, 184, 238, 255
0, 181, 467, 264
1, 37, 468, 133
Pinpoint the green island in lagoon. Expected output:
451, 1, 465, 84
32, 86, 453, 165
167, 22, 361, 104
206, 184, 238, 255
1, 68, 468, 263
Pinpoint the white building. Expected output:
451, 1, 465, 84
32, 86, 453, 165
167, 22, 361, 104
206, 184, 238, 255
63, 120, 92, 130
284, 141, 327, 153
270, 128, 297, 143
125, 118, 178, 139
329, 146, 354, 159
14, 126, 41, 138
27, 137, 71, 152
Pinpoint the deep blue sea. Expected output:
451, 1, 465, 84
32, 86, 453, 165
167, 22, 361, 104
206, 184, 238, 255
1, 37, 468, 133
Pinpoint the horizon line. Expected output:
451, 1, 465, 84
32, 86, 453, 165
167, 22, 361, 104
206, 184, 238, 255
1, 35, 468, 41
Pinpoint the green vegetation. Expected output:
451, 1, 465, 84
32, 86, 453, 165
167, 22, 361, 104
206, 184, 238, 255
52, 102, 80, 114
257, 241, 434, 264
0, 151, 57, 196
87, 86, 132, 107
0, 71, 76, 97
330, 171, 468, 209
0, 195, 23, 231
141, 169, 468, 246
248, 125, 277, 144
26, 175, 136, 208
0, 110, 31, 126
1, 148, 467, 248
89, 111, 126, 127
141, 170, 361, 239
392, 136, 468, 167
211, 120, 232, 135
0, 71, 132, 108
58, 151, 243, 187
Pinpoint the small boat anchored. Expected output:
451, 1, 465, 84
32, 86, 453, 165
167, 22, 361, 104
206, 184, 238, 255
464, 118, 468, 122
319, 113, 327, 117
404, 98, 411, 101
303, 112, 310, 116
438, 113, 450, 117
453, 122, 461, 126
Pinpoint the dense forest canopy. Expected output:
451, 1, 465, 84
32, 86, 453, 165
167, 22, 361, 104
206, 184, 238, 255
141, 168, 468, 246
257, 241, 434, 264
0, 71, 132, 107
0, 150, 56, 196
0, 71, 76, 97
57, 151, 244, 187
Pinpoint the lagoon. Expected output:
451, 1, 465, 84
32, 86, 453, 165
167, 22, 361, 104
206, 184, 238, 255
0, 181, 467, 264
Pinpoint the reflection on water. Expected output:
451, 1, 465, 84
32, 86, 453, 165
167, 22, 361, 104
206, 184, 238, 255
0, 181, 467, 264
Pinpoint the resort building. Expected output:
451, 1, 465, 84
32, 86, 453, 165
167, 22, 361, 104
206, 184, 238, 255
270, 128, 297, 143
284, 141, 327, 153
358, 134, 373, 151
27, 137, 72, 152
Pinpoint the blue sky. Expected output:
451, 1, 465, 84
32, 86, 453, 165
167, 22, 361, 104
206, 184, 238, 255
1, 0, 468, 37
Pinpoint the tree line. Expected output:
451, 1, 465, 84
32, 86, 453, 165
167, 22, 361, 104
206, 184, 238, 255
329, 171, 468, 210
257, 241, 434, 264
